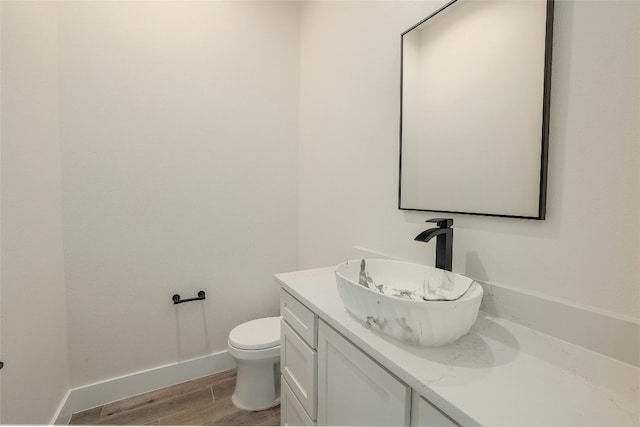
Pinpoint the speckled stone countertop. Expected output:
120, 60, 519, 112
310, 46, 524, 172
275, 267, 639, 426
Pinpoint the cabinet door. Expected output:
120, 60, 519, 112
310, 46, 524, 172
317, 320, 410, 426
410, 391, 459, 427
281, 377, 315, 426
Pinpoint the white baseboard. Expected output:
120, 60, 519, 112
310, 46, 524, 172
350, 246, 639, 367
53, 350, 235, 424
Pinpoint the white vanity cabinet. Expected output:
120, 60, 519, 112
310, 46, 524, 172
280, 289, 456, 427
276, 268, 640, 427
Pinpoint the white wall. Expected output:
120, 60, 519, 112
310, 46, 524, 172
57, 1, 300, 387
0, 1, 71, 423
299, 0, 639, 320
0, 1, 637, 419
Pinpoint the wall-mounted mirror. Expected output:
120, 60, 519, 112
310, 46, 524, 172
399, 0, 553, 219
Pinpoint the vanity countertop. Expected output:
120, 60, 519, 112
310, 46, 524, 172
275, 267, 639, 426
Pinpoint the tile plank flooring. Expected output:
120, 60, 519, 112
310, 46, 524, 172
69, 369, 280, 426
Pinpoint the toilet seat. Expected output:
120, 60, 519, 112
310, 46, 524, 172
228, 316, 280, 350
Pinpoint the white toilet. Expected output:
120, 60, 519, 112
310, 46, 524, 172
227, 316, 281, 411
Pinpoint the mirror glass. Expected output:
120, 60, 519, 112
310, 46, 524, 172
399, 0, 553, 219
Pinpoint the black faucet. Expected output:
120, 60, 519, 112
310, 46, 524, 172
414, 218, 453, 271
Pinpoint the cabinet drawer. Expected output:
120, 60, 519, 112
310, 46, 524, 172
281, 376, 315, 426
281, 320, 317, 420
281, 290, 317, 348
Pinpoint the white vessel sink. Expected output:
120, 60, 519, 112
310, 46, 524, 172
335, 259, 483, 346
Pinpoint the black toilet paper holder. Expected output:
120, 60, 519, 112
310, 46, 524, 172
172, 291, 206, 304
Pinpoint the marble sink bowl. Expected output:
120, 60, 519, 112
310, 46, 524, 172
335, 259, 483, 346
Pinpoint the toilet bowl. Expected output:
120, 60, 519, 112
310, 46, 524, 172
227, 316, 281, 411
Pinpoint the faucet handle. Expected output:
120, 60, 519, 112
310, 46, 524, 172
426, 218, 453, 228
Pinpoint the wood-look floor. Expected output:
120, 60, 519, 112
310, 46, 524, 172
69, 369, 280, 426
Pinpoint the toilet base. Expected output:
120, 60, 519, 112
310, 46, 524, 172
231, 392, 281, 412
231, 353, 281, 411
